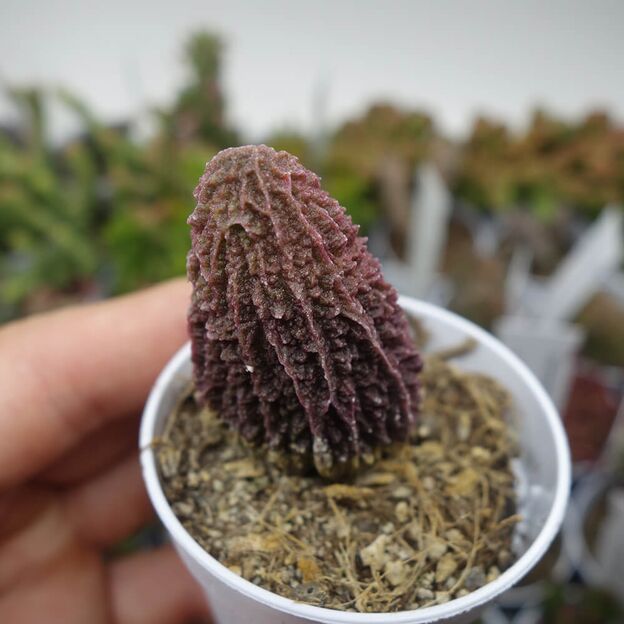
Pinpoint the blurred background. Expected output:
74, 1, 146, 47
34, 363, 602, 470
1, 1, 624, 621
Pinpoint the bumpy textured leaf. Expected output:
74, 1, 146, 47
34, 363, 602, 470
188, 145, 422, 476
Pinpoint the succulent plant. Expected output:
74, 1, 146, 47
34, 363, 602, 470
187, 145, 422, 477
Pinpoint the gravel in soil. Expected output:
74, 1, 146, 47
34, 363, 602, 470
154, 343, 520, 613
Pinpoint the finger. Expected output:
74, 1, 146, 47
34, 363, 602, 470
0, 278, 190, 489
0, 543, 108, 624
64, 453, 152, 547
109, 546, 211, 624
0, 487, 73, 589
39, 417, 139, 487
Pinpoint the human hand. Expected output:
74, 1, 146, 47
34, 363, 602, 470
0, 280, 211, 624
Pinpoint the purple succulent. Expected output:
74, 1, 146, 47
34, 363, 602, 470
188, 145, 422, 476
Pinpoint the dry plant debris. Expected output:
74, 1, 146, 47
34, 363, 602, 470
155, 344, 519, 613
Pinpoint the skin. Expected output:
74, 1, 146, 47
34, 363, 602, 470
0, 279, 211, 624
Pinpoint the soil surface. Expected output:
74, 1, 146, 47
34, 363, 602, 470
154, 345, 519, 612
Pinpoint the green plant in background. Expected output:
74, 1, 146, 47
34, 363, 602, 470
322, 169, 378, 234
324, 104, 435, 237
453, 109, 624, 220
262, 129, 314, 168
0, 88, 99, 318
328, 103, 434, 180
172, 31, 239, 148
541, 583, 623, 624
577, 292, 624, 367
0, 33, 225, 320
453, 116, 519, 211
2, 29, 624, 328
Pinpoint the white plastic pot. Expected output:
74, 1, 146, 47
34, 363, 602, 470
564, 471, 624, 604
140, 297, 571, 624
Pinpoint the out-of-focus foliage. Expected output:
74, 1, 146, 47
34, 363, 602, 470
172, 32, 239, 148
325, 104, 435, 234
263, 130, 314, 168
0, 88, 99, 315
2, 30, 624, 324
328, 104, 434, 179
454, 109, 624, 220
577, 292, 624, 367
541, 583, 623, 624
0, 32, 227, 320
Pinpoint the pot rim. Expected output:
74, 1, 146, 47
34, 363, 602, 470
140, 296, 571, 623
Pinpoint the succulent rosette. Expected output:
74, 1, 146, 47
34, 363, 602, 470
188, 145, 421, 476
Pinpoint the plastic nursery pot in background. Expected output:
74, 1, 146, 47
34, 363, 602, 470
140, 297, 571, 624
564, 471, 624, 606
494, 531, 573, 611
